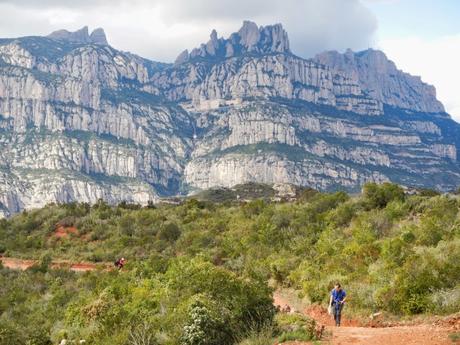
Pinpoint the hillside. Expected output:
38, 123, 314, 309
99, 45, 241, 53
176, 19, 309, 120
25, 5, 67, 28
0, 183, 459, 344
1, 22, 460, 216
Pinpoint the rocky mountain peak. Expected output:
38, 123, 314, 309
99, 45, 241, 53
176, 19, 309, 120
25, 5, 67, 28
174, 49, 190, 65
89, 27, 109, 45
47, 26, 109, 46
175, 21, 290, 64
210, 29, 218, 42
258, 22, 290, 53
238, 21, 260, 49
314, 48, 445, 113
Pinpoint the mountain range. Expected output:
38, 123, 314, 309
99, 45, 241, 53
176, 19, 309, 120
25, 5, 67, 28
1, 21, 459, 217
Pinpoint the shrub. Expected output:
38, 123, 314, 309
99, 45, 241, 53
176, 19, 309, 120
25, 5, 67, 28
165, 258, 276, 336
128, 322, 157, 345
243, 200, 266, 217
429, 285, 460, 314
362, 183, 405, 209
181, 299, 232, 345
276, 313, 317, 342
29, 253, 53, 273
158, 223, 181, 242
24, 328, 52, 345
237, 326, 274, 345
0, 321, 24, 345
119, 214, 137, 237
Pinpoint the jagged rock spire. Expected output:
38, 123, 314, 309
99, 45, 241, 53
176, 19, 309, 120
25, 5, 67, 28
238, 21, 260, 50
175, 20, 290, 64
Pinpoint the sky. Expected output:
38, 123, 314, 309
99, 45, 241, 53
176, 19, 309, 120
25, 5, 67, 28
0, 0, 458, 120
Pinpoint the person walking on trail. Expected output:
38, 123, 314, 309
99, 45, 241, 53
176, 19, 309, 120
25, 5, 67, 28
329, 283, 347, 327
114, 257, 126, 270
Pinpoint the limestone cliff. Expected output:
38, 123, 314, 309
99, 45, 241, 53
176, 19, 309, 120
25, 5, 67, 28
0, 22, 459, 216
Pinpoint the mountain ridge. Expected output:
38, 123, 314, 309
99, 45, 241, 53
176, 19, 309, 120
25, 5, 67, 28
0, 21, 459, 217
174, 21, 291, 64
47, 26, 109, 46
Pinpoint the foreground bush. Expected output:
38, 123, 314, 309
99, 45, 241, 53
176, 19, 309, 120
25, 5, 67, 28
276, 313, 317, 342
61, 258, 274, 344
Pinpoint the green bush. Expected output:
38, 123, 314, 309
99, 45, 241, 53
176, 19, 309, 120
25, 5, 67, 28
158, 222, 181, 242
0, 321, 24, 345
276, 313, 316, 342
362, 182, 405, 209
181, 299, 232, 345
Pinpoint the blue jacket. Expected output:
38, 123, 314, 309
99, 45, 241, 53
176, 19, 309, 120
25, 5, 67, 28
331, 288, 346, 303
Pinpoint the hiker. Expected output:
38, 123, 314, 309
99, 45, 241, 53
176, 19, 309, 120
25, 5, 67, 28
114, 257, 126, 270
329, 282, 347, 327
282, 304, 291, 313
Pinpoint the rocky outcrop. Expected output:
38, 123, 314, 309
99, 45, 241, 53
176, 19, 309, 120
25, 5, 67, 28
314, 49, 445, 113
48, 26, 109, 46
184, 153, 389, 191
175, 21, 290, 63
0, 168, 157, 216
89, 28, 109, 46
0, 21, 460, 216
184, 100, 460, 192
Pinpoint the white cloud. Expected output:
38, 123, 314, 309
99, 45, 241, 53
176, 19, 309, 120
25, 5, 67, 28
379, 34, 460, 121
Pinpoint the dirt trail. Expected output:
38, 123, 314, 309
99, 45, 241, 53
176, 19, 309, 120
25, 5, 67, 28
273, 290, 457, 345
0, 257, 113, 272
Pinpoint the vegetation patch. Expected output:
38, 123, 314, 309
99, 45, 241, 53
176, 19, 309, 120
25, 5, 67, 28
0, 183, 459, 344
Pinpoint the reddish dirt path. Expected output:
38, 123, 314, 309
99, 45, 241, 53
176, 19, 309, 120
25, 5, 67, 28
273, 290, 457, 345
0, 257, 113, 272
0, 257, 37, 270
331, 325, 452, 345
53, 225, 78, 239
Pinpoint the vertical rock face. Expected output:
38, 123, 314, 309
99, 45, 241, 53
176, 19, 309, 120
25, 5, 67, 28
0, 27, 189, 215
238, 21, 261, 49
258, 23, 290, 53
157, 53, 383, 115
1, 21, 460, 216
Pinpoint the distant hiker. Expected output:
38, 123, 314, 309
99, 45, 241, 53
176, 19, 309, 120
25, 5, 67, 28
282, 304, 291, 313
329, 282, 347, 327
114, 257, 126, 270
